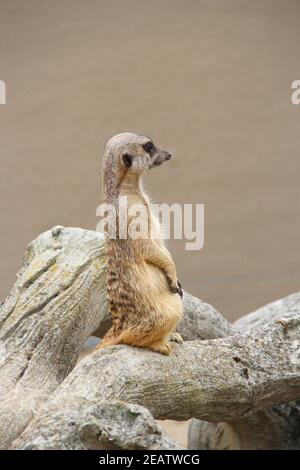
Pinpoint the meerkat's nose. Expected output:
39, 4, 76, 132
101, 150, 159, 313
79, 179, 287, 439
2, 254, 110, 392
165, 151, 172, 160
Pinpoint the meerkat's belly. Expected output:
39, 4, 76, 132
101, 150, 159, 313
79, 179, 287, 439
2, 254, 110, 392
128, 262, 182, 322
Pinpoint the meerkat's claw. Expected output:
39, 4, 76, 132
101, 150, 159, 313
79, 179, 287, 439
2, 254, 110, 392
169, 332, 183, 344
167, 276, 183, 297
171, 281, 183, 298
177, 281, 183, 298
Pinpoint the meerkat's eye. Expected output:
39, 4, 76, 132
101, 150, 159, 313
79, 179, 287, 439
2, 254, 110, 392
122, 153, 132, 168
142, 141, 155, 155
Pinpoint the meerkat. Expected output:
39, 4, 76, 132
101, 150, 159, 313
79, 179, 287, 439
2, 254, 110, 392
97, 132, 183, 355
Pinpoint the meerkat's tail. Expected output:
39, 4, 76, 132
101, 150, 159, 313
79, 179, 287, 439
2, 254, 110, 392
95, 328, 141, 350
95, 329, 120, 350
95, 339, 115, 350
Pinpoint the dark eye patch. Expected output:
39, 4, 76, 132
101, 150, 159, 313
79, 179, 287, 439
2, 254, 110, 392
142, 141, 155, 155
122, 153, 132, 168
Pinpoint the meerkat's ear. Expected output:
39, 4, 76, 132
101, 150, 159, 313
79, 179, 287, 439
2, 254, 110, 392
122, 153, 132, 168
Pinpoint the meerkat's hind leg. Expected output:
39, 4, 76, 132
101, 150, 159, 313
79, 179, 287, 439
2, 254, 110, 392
146, 339, 172, 356
169, 332, 183, 344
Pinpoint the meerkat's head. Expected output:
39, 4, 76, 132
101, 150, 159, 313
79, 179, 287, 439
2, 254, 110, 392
102, 132, 172, 200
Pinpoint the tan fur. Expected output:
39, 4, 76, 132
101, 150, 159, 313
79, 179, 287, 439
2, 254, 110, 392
97, 132, 183, 355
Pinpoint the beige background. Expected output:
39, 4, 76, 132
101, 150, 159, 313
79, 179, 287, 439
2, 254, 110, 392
0, 0, 299, 322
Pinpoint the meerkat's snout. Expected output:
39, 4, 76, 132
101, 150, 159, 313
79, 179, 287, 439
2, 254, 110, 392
150, 149, 172, 168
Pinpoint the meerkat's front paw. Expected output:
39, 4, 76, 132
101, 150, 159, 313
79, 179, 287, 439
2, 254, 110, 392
169, 332, 183, 344
166, 277, 183, 297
